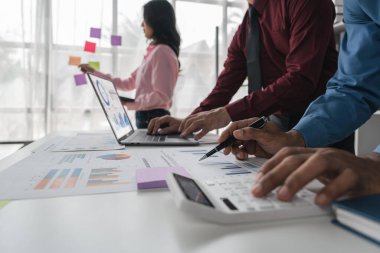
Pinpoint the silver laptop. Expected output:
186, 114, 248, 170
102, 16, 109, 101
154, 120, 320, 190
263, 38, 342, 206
87, 73, 199, 146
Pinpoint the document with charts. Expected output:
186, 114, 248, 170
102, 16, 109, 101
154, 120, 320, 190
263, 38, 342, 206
0, 147, 265, 200
0, 149, 173, 200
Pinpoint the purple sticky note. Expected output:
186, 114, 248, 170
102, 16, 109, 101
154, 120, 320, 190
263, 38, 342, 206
111, 35, 122, 46
90, 27, 101, 39
136, 167, 190, 190
74, 74, 87, 86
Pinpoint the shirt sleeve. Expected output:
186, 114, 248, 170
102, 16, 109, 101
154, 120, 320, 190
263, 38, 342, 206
192, 15, 248, 115
128, 46, 178, 111
225, 0, 336, 121
98, 69, 137, 91
293, 0, 380, 147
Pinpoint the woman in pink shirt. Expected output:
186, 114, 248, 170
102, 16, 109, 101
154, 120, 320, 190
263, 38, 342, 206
80, 0, 180, 128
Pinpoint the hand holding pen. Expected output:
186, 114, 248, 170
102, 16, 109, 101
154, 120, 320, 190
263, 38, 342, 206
199, 117, 267, 161
214, 117, 305, 160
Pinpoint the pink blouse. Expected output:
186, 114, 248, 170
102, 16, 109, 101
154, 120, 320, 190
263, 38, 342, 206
97, 44, 179, 111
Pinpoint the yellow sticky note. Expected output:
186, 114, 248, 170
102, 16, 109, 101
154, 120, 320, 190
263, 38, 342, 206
88, 61, 100, 71
0, 200, 11, 210
69, 56, 81, 66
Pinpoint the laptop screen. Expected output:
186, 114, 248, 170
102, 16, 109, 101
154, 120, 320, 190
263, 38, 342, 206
89, 74, 133, 140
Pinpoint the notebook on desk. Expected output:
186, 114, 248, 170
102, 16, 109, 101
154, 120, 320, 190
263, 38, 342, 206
87, 73, 198, 146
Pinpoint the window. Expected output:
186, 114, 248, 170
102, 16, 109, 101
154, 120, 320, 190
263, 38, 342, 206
0, 0, 248, 141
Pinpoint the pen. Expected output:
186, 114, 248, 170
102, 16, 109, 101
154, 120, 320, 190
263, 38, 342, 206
198, 116, 267, 161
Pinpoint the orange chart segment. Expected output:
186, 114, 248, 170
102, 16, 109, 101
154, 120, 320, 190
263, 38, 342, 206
35, 169, 59, 190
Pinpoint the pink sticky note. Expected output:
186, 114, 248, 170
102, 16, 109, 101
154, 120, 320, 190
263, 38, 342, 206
84, 41, 96, 53
111, 35, 122, 46
90, 27, 101, 39
74, 74, 87, 86
136, 167, 190, 189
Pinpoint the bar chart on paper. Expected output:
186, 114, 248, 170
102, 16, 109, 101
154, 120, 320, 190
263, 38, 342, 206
87, 168, 130, 187
163, 148, 267, 179
0, 149, 175, 200
34, 168, 83, 190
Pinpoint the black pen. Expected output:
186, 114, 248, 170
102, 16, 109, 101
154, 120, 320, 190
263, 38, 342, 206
198, 116, 267, 161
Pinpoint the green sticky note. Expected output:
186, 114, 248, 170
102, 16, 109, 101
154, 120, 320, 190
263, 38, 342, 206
0, 200, 11, 209
89, 61, 100, 71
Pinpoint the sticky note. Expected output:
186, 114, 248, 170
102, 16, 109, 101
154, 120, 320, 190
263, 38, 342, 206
90, 27, 101, 39
111, 35, 122, 46
74, 74, 87, 86
88, 61, 100, 71
84, 41, 96, 53
68, 56, 81, 66
136, 167, 190, 190
0, 200, 10, 210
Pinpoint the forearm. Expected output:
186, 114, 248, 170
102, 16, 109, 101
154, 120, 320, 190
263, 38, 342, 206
225, 72, 319, 121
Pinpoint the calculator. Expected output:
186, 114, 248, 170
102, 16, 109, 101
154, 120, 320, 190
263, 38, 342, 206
166, 173, 330, 224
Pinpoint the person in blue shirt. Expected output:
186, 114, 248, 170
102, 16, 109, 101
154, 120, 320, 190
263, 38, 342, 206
218, 0, 380, 205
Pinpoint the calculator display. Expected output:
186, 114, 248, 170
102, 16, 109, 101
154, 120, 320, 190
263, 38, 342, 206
173, 174, 214, 208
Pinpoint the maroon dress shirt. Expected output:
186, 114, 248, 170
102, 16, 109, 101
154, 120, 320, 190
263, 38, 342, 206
192, 0, 338, 121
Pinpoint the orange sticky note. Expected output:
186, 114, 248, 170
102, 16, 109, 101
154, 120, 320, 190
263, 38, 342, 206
84, 41, 96, 53
68, 56, 81, 66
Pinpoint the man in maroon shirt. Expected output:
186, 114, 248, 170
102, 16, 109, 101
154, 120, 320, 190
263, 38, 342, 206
148, 0, 342, 146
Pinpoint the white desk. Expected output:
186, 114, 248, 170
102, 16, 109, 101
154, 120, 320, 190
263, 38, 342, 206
0, 133, 378, 253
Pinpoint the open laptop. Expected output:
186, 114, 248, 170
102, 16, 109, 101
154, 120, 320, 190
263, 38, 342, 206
87, 73, 199, 146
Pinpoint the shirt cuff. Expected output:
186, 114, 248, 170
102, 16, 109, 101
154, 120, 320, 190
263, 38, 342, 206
293, 116, 328, 148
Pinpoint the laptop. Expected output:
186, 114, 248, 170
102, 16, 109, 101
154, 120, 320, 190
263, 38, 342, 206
87, 73, 199, 146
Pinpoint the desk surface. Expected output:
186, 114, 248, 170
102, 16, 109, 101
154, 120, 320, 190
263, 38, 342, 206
0, 133, 378, 253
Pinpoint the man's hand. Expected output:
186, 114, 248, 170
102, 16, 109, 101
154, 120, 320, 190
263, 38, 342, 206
78, 64, 95, 74
219, 118, 305, 159
179, 107, 232, 140
252, 147, 380, 206
147, 116, 182, 135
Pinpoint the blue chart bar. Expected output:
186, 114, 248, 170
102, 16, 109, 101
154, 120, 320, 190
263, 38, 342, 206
92, 168, 113, 172
72, 168, 82, 177
50, 169, 70, 189
65, 168, 82, 188
35, 169, 59, 190
88, 179, 119, 184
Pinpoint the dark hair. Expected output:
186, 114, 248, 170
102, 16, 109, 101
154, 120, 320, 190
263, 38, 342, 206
143, 0, 181, 57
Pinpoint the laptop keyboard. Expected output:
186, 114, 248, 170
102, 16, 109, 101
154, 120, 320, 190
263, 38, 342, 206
202, 175, 316, 212
132, 131, 167, 142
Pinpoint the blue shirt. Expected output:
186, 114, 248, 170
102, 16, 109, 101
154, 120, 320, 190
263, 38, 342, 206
293, 0, 380, 147
374, 145, 380, 154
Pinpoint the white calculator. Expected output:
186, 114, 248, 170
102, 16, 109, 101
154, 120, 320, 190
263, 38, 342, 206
166, 173, 330, 224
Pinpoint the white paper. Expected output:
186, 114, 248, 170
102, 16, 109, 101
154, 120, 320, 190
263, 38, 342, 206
163, 147, 267, 180
51, 133, 124, 152
0, 146, 267, 200
0, 149, 174, 200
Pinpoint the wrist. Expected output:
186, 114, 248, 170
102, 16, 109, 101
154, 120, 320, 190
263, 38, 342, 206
217, 107, 232, 125
286, 130, 305, 147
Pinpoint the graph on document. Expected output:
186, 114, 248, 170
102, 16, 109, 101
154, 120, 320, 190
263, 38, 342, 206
34, 168, 83, 190
172, 148, 266, 178
87, 168, 129, 187
97, 154, 130, 160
